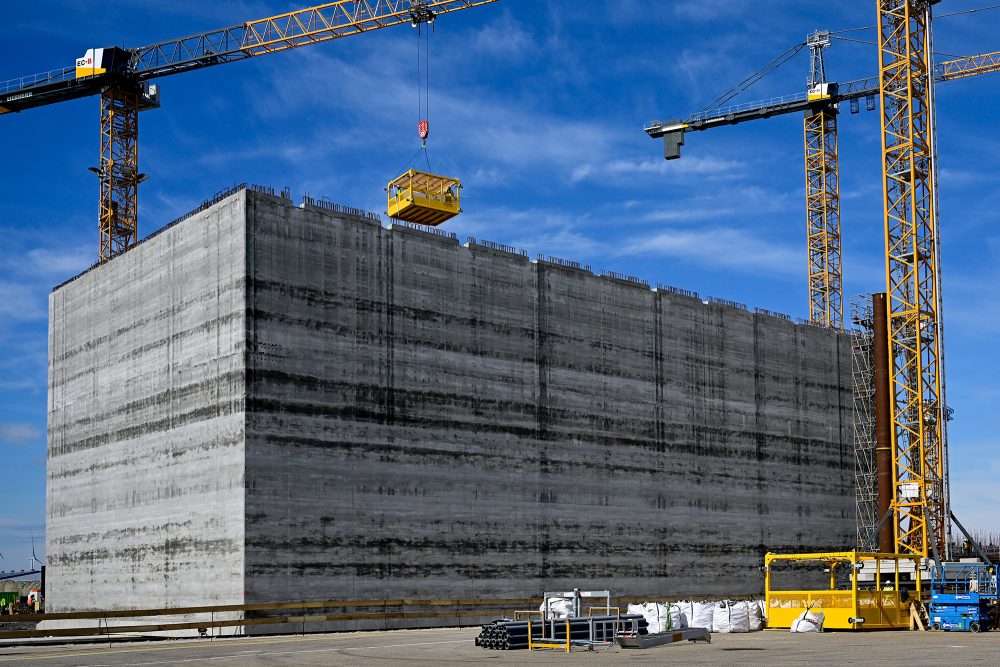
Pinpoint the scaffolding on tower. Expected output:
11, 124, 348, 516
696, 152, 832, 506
851, 293, 878, 552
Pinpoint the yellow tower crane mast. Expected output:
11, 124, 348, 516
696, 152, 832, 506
803, 30, 842, 330
0, 0, 498, 262
877, 0, 945, 560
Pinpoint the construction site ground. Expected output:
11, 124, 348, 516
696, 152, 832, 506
1, 627, 998, 665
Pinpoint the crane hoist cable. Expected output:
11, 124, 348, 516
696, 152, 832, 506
417, 14, 433, 152
385, 2, 462, 227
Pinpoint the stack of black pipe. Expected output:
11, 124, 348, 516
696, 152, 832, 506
474, 615, 647, 651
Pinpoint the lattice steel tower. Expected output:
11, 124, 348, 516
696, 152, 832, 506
877, 0, 948, 559
851, 294, 878, 551
804, 30, 843, 330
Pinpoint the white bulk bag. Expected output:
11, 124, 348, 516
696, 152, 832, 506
790, 610, 825, 633
729, 601, 751, 633
667, 603, 684, 630
712, 601, 733, 633
691, 601, 715, 629
638, 603, 664, 634
654, 603, 671, 633
674, 601, 693, 629
627, 603, 646, 624
748, 599, 765, 631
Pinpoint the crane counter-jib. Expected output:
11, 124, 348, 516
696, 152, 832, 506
644, 50, 1000, 141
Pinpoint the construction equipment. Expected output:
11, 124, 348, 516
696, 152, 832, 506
0, 0, 498, 262
928, 562, 998, 632
650, 0, 1000, 569
384, 9, 464, 226
477, 615, 649, 652
764, 551, 923, 630
878, 0, 945, 561
646, 42, 1000, 330
697, 1, 1000, 628
387, 170, 461, 225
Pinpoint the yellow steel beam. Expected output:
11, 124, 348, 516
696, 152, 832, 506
239, 1, 498, 58
937, 50, 1000, 81
803, 106, 843, 329
877, 0, 946, 559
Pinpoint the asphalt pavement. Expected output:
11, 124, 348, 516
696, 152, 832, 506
1, 626, 998, 665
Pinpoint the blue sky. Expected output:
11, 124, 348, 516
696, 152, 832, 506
2, 1, 999, 566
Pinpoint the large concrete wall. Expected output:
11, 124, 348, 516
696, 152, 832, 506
47, 195, 248, 612
47, 188, 854, 612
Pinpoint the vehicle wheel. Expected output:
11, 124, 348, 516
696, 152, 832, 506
970, 622, 980, 633
932, 623, 940, 631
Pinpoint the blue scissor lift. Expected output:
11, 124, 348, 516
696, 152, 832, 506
929, 563, 998, 632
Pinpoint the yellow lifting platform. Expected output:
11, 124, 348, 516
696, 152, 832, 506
386, 169, 461, 226
764, 551, 923, 630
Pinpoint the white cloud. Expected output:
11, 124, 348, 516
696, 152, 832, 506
0, 282, 46, 322
22, 247, 92, 278
950, 455, 1000, 535
472, 13, 536, 59
618, 227, 801, 276
673, 0, 750, 21
939, 167, 991, 187
0, 423, 40, 446
570, 155, 745, 183
246, 44, 627, 176
635, 184, 800, 225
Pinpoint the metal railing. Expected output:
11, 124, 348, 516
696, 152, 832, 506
537, 255, 592, 272
602, 271, 650, 288
657, 284, 700, 299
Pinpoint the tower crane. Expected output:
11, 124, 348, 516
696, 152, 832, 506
0, 0, 498, 262
645, 43, 1000, 332
878, 0, 943, 561
651, 2, 1000, 562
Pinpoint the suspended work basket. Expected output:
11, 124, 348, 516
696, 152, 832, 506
386, 169, 462, 226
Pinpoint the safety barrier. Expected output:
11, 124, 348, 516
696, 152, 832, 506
0, 594, 686, 641
0, 597, 544, 641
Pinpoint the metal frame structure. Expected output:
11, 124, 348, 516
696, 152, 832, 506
764, 550, 923, 630
386, 169, 462, 226
0, 0, 498, 261
98, 86, 141, 260
803, 31, 843, 329
851, 295, 879, 551
937, 50, 1000, 81
645, 48, 1000, 333
878, 0, 946, 560
804, 109, 842, 328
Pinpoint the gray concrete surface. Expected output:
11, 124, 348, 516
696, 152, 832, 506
2, 627, 998, 666
47, 194, 248, 613
47, 188, 855, 616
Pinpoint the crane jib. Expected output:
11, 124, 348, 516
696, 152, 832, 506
1, 1, 500, 104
